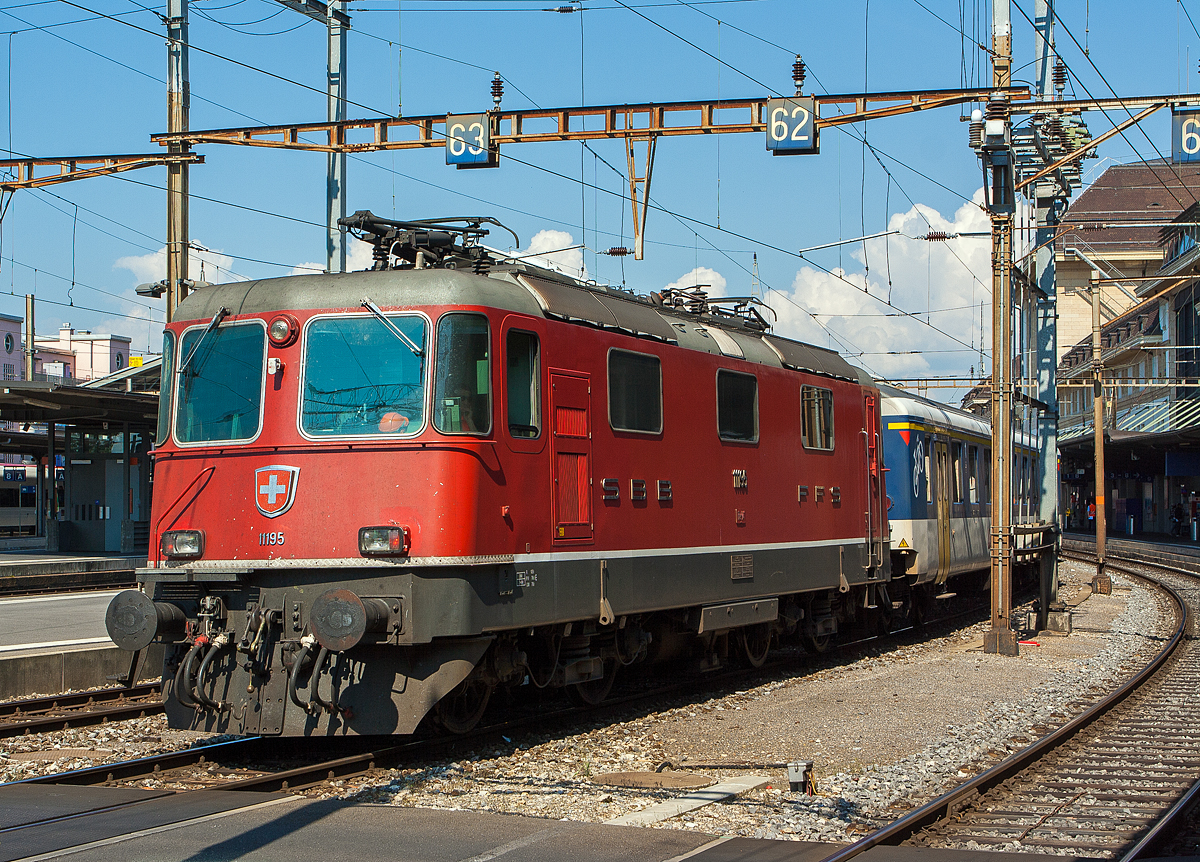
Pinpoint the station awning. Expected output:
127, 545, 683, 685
0, 381, 158, 429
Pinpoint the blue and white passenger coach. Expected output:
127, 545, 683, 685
880, 385, 1041, 615
881, 385, 992, 596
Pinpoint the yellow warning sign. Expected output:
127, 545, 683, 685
898, 538, 909, 548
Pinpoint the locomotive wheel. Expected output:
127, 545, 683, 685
433, 676, 493, 734
566, 659, 616, 708
738, 623, 772, 668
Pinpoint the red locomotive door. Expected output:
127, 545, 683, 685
550, 371, 593, 542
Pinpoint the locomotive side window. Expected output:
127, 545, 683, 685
157, 330, 174, 445
608, 349, 662, 434
717, 370, 758, 442
434, 313, 491, 436
506, 330, 540, 438
175, 322, 265, 444
301, 314, 427, 437
800, 385, 834, 450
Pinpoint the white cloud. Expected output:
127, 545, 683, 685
761, 190, 993, 382
663, 267, 727, 297
114, 245, 240, 286
516, 229, 586, 280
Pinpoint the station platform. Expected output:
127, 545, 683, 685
2, 789, 1102, 862
0, 551, 142, 587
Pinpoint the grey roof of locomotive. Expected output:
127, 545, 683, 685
172, 262, 867, 385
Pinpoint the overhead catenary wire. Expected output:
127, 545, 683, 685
17, 0, 985, 362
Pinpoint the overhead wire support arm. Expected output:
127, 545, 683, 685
0, 153, 203, 191
1016, 102, 1164, 192
272, 0, 350, 26
150, 87, 1031, 154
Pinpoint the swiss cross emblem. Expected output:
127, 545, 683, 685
255, 465, 299, 519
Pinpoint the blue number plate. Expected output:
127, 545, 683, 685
766, 97, 818, 155
445, 113, 492, 166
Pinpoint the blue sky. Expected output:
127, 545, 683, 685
0, 0, 1195, 396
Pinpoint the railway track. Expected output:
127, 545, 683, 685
0, 683, 163, 738
818, 547, 1200, 861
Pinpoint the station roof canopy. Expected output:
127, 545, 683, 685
0, 381, 158, 429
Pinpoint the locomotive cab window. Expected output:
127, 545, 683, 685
506, 330, 540, 438
301, 313, 427, 437
717, 370, 758, 442
800, 385, 834, 450
157, 330, 174, 445
434, 313, 491, 436
608, 349, 662, 434
175, 322, 265, 444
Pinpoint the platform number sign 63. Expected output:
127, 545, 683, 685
766, 97, 818, 155
445, 113, 493, 167
1172, 108, 1200, 164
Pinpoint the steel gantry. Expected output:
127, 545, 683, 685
0, 153, 202, 192
151, 85, 1028, 262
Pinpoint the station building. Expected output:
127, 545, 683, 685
0, 310, 155, 554
1056, 160, 1200, 537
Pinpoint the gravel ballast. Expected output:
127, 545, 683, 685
0, 558, 1170, 850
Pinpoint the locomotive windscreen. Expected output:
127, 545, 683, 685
175, 322, 266, 443
301, 314, 427, 437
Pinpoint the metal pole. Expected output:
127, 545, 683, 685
45, 420, 56, 551
166, 0, 190, 322
23, 294, 33, 382
985, 0, 1019, 656
326, 0, 347, 274
1091, 271, 1111, 592
1033, 0, 1069, 633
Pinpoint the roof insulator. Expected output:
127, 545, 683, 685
491, 73, 504, 110
791, 54, 806, 96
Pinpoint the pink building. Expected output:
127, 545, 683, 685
36, 325, 131, 381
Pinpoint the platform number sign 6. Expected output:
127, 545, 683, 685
766, 97, 818, 155
1172, 108, 1200, 164
445, 113, 494, 168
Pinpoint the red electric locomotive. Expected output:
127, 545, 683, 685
105, 214, 891, 736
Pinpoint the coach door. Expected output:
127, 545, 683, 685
550, 371, 593, 543
934, 440, 951, 583
862, 393, 884, 571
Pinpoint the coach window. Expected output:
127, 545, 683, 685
609, 349, 662, 433
967, 445, 979, 503
175, 322, 265, 444
506, 330, 540, 438
951, 442, 964, 503
302, 314, 427, 437
925, 445, 933, 505
434, 313, 491, 435
800, 385, 835, 450
982, 447, 991, 503
157, 330, 174, 445
717, 370, 758, 442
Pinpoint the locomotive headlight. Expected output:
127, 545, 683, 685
359, 526, 410, 556
267, 313, 299, 347
161, 529, 204, 559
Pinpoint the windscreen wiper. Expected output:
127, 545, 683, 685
179, 306, 230, 378
361, 298, 424, 357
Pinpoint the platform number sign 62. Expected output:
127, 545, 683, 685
766, 97, 818, 155
445, 113, 493, 167
1172, 108, 1200, 164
